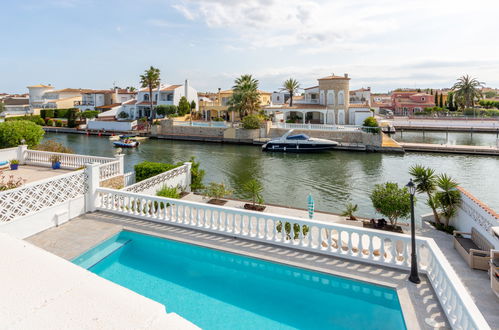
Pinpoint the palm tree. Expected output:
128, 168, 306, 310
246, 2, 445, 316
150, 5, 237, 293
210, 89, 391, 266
281, 78, 300, 107
126, 86, 137, 92
452, 75, 484, 110
341, 202, 358, 220
409, 165, 440, 224
435, 174, 461, 228
140, 66, 161, 122
229, 74, 261, 118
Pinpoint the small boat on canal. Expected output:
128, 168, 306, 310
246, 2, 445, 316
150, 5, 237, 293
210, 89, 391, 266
262, 130, 338, 152
113, 136, 139, 148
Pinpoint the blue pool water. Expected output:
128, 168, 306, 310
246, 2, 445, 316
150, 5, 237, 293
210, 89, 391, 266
73, 231, 406, 330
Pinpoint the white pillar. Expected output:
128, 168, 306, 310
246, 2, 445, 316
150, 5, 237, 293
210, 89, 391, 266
302, 111, 305, 124
183, 162, 192, 192
17, 145, 27, 164
85, 163, 100, 212
116, 154, 125, 175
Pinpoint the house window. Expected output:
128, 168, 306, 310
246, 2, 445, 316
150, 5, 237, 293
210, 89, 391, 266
338, 91, 344, 105
327, 91, 335, 105
311, 94, 317, 100
167, 94, 173, 101
155, 94, 158, 101
144, 94, 149, 101
422, 97, 425, 101
277, 96, 280, 101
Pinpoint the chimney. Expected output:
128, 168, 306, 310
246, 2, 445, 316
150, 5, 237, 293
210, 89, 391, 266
185, 79, 189, 100
218, 87, 221, 106
344, 73, 348, 78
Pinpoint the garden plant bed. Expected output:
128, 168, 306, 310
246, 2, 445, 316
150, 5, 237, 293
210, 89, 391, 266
426, 221, 456, 235
363, 222, 404, 233
207, 198, 228, 206
243, 203, 266, 212
179, 191, 190, 198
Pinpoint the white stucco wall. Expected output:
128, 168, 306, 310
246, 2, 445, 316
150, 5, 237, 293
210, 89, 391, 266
87, 120, 136, 131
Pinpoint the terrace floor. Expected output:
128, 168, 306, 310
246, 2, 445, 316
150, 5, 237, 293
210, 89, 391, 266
27, 212, 450, 330
2, 165, 71, 184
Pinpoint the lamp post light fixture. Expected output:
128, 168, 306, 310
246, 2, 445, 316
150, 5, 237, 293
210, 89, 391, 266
406, 178, 421, 284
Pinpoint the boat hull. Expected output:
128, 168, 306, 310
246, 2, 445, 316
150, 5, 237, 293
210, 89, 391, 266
113, 141, 139, 148
262, 142, 337, 152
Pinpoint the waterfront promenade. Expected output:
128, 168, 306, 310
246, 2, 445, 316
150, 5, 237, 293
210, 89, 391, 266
392, 117, 499, 132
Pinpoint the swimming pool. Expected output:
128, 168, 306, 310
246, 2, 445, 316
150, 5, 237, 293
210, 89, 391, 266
73, 231, 406, 330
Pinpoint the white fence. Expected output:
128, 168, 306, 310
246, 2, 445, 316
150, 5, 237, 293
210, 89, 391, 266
122, 163, 191, 195
25, 150, 116, 169
99, 160, 122, 181
273, 122, 363, 132
0, 170, 86, 223
87, 120, 137, 131
94, 187, 489, 330
123, 171, 135, 187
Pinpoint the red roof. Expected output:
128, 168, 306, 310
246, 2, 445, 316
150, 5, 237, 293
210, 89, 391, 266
137, 101, 157, 105
95, 103, 121, 109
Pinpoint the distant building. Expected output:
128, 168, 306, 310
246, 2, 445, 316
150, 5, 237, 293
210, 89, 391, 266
0, 95, 31, 117
27, 85, 87, 113
264, 73, 371, 125
349, 87, 371, 106
391, 91, 435, 116
74, 88, 136, 112
271, 91, 290, 105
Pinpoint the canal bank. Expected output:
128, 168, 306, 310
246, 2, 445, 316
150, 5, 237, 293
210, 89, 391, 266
43, 132, 499, 221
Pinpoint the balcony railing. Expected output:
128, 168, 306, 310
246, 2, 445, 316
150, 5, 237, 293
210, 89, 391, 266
74, 101, 95, 106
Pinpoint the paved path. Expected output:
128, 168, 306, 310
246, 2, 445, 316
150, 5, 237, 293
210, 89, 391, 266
3, 165, 71, 184
419, 222, 499, 328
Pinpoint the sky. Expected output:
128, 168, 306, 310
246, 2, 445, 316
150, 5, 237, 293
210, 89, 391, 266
2, 0, 499, 94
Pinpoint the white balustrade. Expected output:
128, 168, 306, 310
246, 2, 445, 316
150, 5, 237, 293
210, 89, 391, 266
99, 160, 121, 181
24, 150, 116, 169
273, 122, 362, 132
94, 187, 490, 330
122, 164, 189, 195
0, 170, 86, 222
123, 171, 135, 187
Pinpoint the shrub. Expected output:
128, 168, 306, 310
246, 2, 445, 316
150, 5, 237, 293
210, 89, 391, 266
0, 120, 45, 148
118, 111, 129, 119
242, 114, 262, 129
55, 120, 63, 127
370, 182, 412, 227
155, 105, 177, 117
36, 117, 46, 125
363, 116, 378, 127
67, 108, 78, 128
35, 140, 73, 153
80, 110, 99, 119
242, 179, 264, 206
134, 161, 179, 182
0, 171, 26, 191
341, 202, 358, 220
40, 109, 55, 119
203, 182, 232, 200
212, 117, 224, 121
178, 96, 191, 116
156, 185, 181, 199
189, 156, 205, 191
46, 119, 54, 126
55, 109, 69, 118
6, 115, 44, 125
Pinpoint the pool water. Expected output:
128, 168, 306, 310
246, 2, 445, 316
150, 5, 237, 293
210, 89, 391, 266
73, 231, 406, 330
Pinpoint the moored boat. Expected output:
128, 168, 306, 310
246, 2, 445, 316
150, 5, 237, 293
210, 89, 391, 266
113, 138, 139, 148
262, 130, 338, 152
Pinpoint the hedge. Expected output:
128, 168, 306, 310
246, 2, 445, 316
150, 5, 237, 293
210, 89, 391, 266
242, 115, 262, 129
134, 161, 180, 182
40, 108, 79, 119
6, 115, 45, 126
0, 120, 45, 148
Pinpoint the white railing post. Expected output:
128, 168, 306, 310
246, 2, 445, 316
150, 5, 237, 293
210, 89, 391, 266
184, 162, 192, 192
17, 145, 27, 164
85, 163, 101, 212
116, 154, 125, 175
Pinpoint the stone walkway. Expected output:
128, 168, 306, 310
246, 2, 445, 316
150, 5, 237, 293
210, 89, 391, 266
28, 212, 449, 330
419, 223, 499, 328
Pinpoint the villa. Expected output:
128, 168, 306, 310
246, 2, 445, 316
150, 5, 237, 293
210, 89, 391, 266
74, 88, 136, 112
0, 94, 31, 117
0, 144, 497, 329
264, 74, 372, 125
391, 91, 435, 116
27, 85, 91, 114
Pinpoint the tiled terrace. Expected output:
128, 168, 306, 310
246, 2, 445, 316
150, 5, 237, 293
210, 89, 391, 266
28, 212, 450, 330
2, 165, 71, 184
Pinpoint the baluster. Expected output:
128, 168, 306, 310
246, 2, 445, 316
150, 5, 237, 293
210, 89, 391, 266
380, 237, 385, 262
217, 211, 222, 230
248, 216, 253, 237
209, 210, 214, 229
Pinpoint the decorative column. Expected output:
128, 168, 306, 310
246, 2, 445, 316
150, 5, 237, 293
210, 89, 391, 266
85, 163, 101, 212
183, 162, 192, 192
17, 145, 28, 164
116, 154, 125, 175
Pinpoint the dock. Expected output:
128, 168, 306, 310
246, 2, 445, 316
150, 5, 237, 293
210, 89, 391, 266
399, 142, 499, 155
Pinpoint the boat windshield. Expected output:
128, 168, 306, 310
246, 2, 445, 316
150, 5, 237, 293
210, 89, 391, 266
286, 134, 309, 140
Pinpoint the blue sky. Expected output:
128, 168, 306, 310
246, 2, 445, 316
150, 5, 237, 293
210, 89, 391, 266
2, 0, 499, 94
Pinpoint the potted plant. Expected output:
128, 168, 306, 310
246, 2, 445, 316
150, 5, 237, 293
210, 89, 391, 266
50, 155, 61, 169
341, 202, 358, 220
242, 179, 266, 211
9, 159, 19, 170
204, 182, 232, 205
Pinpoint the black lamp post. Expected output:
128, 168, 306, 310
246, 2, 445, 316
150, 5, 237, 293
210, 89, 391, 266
406, 179, 421, 284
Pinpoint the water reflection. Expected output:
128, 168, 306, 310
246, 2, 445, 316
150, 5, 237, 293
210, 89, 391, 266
393, 130, 499, 146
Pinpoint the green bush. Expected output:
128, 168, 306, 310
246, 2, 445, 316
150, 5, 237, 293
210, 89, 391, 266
0, 120, 45, 148
40, 109, 55, 119
55, 120, 63, 127
156, 186, 181, 199
370, 182, 412, 227
203, 182, 232, 200
212, 117, 224, 121
134, 161, 179, 182
363, 116, 378, 127
155, 105, 177, 117
80, 110, 99, 119
178, 96, 191, 116
46, 119, 54, 126
118, 111, 129, 119
6, 115, 45, 126
189, 157, 205, 191
55, 109, 69, 118
35, 140, 73, 153
67, 108, 78, 128
242, 114, 262, 129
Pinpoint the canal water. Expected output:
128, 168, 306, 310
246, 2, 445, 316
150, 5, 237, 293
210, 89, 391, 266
392, 130, 499, 146
44, 132, 499, 220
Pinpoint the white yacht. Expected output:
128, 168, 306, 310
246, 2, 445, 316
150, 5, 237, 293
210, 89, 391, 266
262, 130, 338, 152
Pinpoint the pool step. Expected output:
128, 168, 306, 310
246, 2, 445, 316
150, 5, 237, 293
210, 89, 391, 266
76, 238, 131, 269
